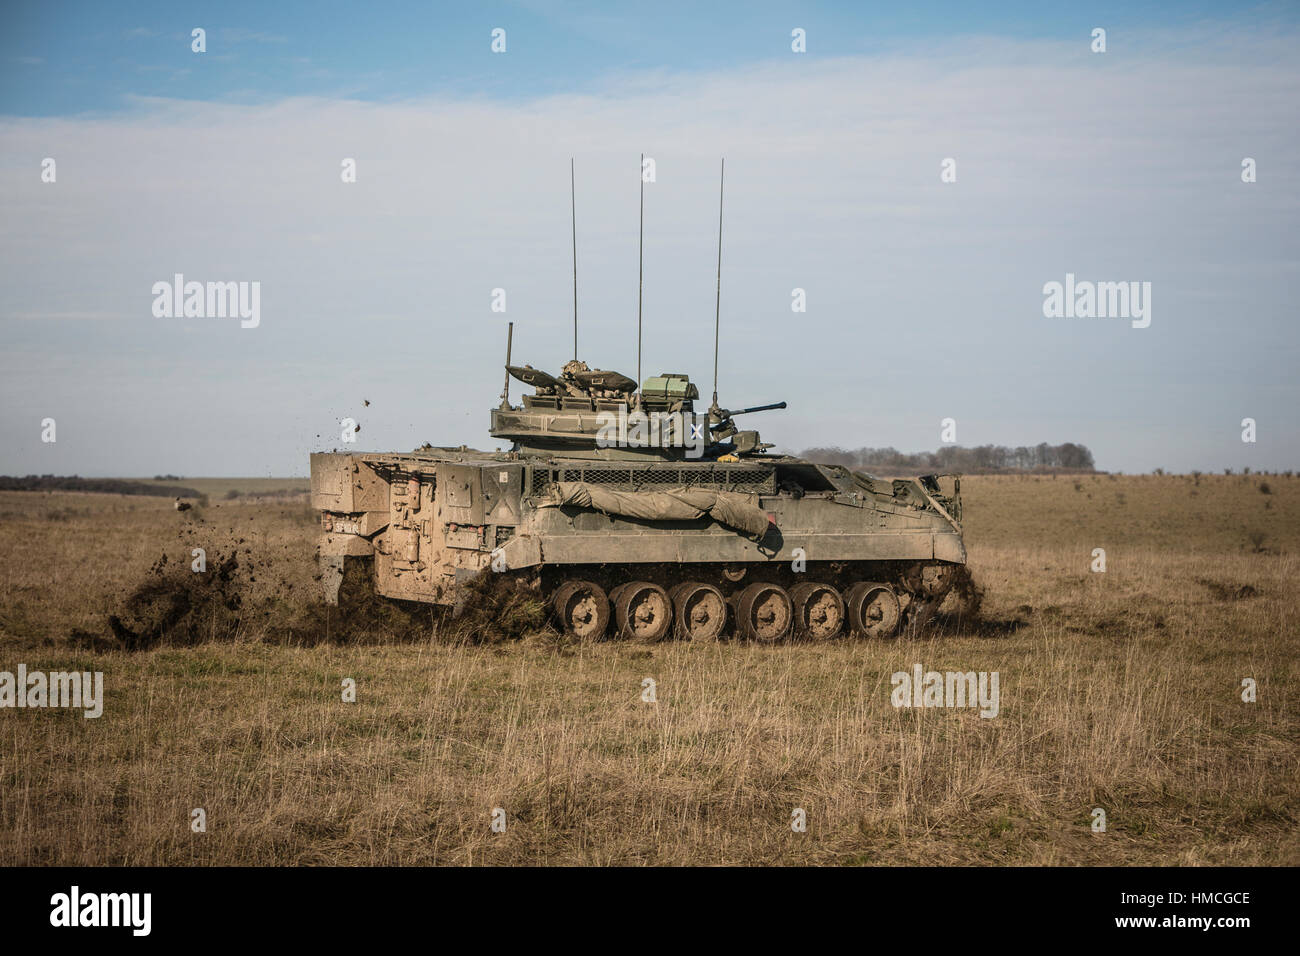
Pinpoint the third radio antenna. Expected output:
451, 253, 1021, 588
711, 157, 725, 408
637, 153, 645, 399
577, 158, 582, 361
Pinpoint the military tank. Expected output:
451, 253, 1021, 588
310, 346, 967, 642
310, 159, 968, 641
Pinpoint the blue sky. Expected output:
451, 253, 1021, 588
4, 1, 1291, 115
1, 2, 1297, 476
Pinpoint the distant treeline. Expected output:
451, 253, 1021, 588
799, 443, 1097, 475
0, 475, 203, 497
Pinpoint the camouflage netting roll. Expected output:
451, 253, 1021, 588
546, 482, 772, 539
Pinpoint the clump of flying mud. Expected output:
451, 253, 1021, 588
71, 537, 554, 650
72, 548, 438, 651
446, 573, 549, 645
918, 567, 1026, 638
948, 566, 984, 620
98, 550, 244, 650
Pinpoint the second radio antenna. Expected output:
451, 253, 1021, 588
571, 157, 578, 361
711, 157, 725, 408
636, 153, 645, 401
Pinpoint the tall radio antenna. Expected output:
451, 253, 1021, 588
571, 157, 578, 361
636, 152, 645, 399
711, 157, 725, 407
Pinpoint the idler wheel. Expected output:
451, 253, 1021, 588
734, 582, 792, 643
789, 582, 844, 641
669, 581, 728, 642
614, 581, 672, 642
552, 580, 610, 641
845, 582, 901, 639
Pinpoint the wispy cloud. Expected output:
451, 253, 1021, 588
218, 28, 290, 45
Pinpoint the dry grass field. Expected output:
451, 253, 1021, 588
0, 473, 1296, 866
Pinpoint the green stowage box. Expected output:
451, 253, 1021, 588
640, 374, 696, 404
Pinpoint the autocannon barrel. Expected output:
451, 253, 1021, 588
729, 401, 787, 416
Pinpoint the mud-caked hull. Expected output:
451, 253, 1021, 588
310, 449, 966, 640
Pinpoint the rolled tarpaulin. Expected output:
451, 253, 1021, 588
544, 482, 772, 539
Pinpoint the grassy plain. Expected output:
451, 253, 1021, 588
0, 473, 1295, 865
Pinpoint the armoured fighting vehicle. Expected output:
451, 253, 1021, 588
309, 159, 968, 641
309, 350, 967, 642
